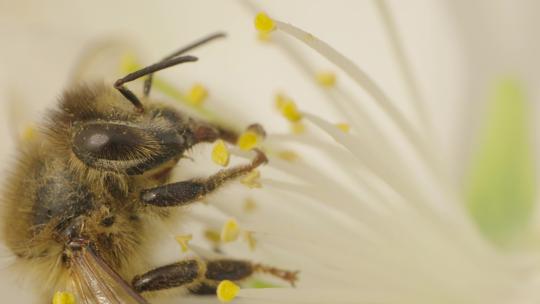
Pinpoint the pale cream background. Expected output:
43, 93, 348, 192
1, 0, 534, 303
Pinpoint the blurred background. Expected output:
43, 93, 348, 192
0, 0, 538, 303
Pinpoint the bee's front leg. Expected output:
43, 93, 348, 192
140, 149, 267, 207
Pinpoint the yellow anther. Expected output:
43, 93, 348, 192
212, 140, 230, 167
277, 150, 300, 162
241, 170, 262, 189
21, 125, 36, 142
120, 52, 140, 73
254, 12, 275, 34
174, 234, 192, 253
204, 229, 222, 244
316, 71, 337, 87
237, 131, 260, 151
221, 218, 240, 243
52, 291, 75, 304
217, 280, 240, 303
186, 83, 208, 106
243, 197, 257, 213
243, 231, 257, 251
335, 123, 350, 133
275, 95, 302, 122
290, 122, 306, 134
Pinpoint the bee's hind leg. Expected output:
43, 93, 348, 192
131, 258, 298, 294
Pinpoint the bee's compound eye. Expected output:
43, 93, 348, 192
71, 121, 186, 174
73, 123, 148, 161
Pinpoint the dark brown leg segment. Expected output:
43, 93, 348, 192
132, 259, 254, 294
132, 260, 201, 293
140, 149, 267, 207
133, 258, 299, 294
205, 259, 254, 281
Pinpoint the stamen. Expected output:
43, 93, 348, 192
243, 231, 257, 251
315, 71, 337, 87
221, 218, 240, 242
217, 280, 240, 302
254, 12, 276, 34
374, 1, 430, 131
290, 122, 306, 134
275, 94, 303, 122
237, 131, 260, 151
241, 170, 262, 188
276, 150, 300, 162
186, 83, 208, 106
212, 140, 230, 166
174, 234, 192, 253
52, 291, 75, 304
263, 14, 436, 174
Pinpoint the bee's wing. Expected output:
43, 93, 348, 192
69, 246, 149, 304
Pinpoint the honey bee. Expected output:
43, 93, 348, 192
1, 33, 297, 303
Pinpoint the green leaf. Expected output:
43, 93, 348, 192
465, 78, 536, 246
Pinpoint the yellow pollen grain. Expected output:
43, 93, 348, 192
221, 218, 240, 243
243, 197, 257, 213
52, 291, 75, 304
237, 131, 260, 151
204, 229, 222, 244
316, 71, 337, 87
186, 83, 208, 106
174, 234, 192, 253
243, 231, 257, 251
277, 150, 300, 162
254, 12, 275, 34
21, 124, 36, 142
212, 140, 230, 167
241, 170, 262, 189
335, 123, 350, 133
120, 52, 140, 73
217, 280, 240, 302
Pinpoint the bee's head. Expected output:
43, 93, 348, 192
55, 33, 231, 175
66, 91, 224, 175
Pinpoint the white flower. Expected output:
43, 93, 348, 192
0, 1, 538, 304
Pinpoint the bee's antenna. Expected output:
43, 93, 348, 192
114, 55, 198, 113
143, 32, 227, 97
